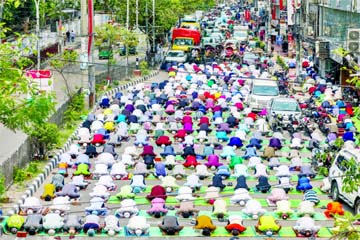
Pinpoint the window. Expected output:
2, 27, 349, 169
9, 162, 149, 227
253, 85, 279, 96
167, 51, 184, 57
234, 31, 247, 37
335, 155, 347, 172
174, 39, 194, 46
271, 101, 300, 112
321, 7, 360, 42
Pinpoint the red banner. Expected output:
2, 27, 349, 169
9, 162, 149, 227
272, 6, 276, 20
88, 0, 93, 57
280, 0, 284, 10
245, 10, 251, 22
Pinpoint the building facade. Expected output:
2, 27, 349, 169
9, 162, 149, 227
302, 0, 360, 83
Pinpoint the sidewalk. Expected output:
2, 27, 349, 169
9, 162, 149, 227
0, 39, 146, 185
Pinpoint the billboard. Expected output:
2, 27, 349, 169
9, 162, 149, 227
287, 0, 295, 25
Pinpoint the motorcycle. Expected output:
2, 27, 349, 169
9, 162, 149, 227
270, 114, 283, 132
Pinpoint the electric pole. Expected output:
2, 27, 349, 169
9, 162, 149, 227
126, 0, 130, 30
80, 0, 88, 91
295, 7, 302, 83
152, 0, 156, 53
135, 0, 139, 29
88, 0, 96, 108
266, 0, 272, 55
34, 0, 41, 70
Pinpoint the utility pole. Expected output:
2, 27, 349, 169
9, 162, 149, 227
152, 0, 156, 53
295, 7, 302, 83
126, 0, 130, 30
80, 0, 88, 74
88, 0, 96, 108
126, 0, 130, 78
34, 0, 41, 70
135, 0, 139, 29
266, 0, 272, 55
145, 1, 149, 63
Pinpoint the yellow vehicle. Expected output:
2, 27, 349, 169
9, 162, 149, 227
180, 16, 201, 31
172, 38, 194, 52
180, 22, 201, 31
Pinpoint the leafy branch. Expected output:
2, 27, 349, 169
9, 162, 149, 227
48, 49, 79, 98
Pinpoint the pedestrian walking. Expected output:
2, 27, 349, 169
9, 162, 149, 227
66, 30, 70, 42
276, 34, 283, 46
70, 30, 75, 42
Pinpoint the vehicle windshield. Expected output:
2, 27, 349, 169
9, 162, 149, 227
253, 85, 279, 96
174, 38, 194, 46
234, 31, 247, 37
167, 51, 185, 57
243, 53, 258, 60
203, 38, 213, 44
272, 101, 300, 112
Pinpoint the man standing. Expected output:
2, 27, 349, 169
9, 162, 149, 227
66, 30, 70, 42
70, 30, 75, 42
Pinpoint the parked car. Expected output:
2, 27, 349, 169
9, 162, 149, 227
232, 30, 248, 43
201, 37, 222, 48
248, 79, 280, 111
164, 50, 187, 63
98, 46, 113, 59
242, 52, 260, 65
266, 97, 302, 128
209, 32, 225, 42
329, 149, 360, 214
119, 45, 137, 56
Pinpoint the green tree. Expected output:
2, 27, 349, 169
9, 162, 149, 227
27, 122, 60, 160
101, 0, 215, 49
0, 173, 5, 199
95, 23, 122, 80
0, 36, 55, 131
331, 212, 360, 240
48, 49, 79, 98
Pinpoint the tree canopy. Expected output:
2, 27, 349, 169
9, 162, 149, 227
0, 36, 55, 131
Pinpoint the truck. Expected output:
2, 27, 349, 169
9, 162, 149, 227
171, 28, 201, 52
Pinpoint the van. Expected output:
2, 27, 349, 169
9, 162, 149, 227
329, 149, 360, 214
248, 79, 280, 111
233, 25, 248, 32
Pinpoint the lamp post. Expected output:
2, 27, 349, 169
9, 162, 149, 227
34, 0, 41, 70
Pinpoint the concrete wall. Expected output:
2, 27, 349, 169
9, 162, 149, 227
0, 97, 72, 187
7, 71, 159, 215
0, 137, 33, 187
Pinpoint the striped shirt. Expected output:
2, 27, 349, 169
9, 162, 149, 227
303, 190, 319, 204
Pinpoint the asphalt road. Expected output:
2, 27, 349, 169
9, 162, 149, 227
2, 71, 340, 239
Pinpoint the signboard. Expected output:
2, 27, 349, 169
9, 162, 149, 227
287, 0, 295, 25
280, 23, 287, 35
26, 70, 54, 92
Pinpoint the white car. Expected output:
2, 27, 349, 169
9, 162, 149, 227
329, 149, 360, 214
209, 32, 225, 42
248, 79, 280, 111
266, 97, 302, 128
232, 30, 248, 43
164, 50, 187, 63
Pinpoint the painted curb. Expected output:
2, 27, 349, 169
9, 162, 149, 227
8, 70, 160, 215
